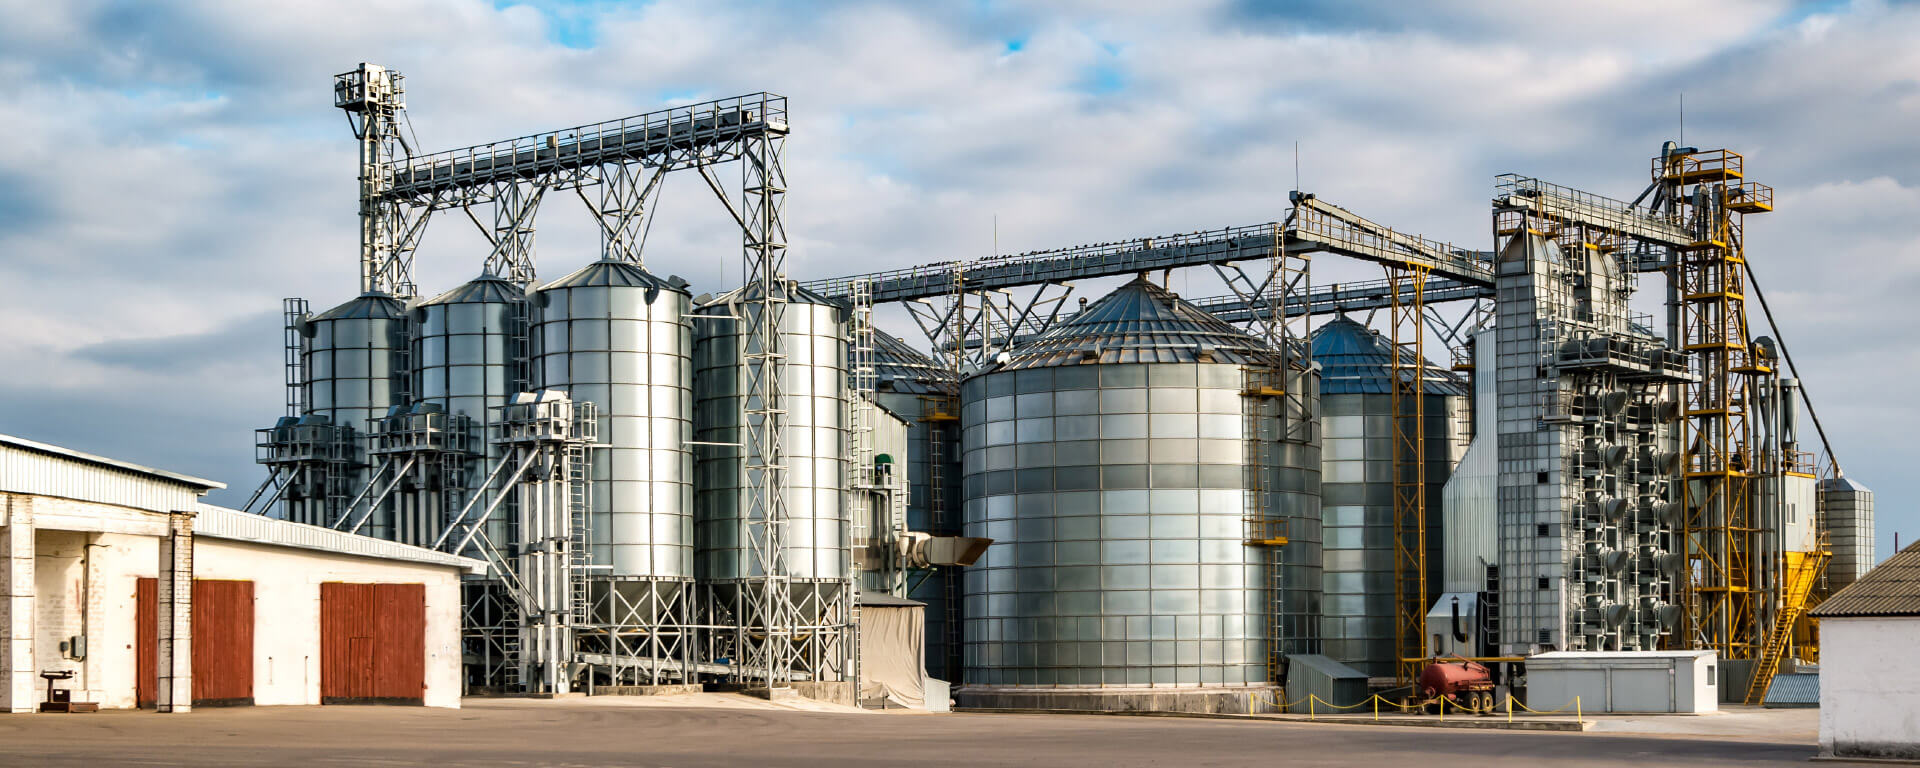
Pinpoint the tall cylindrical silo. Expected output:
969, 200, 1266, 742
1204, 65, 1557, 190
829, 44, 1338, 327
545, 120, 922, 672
1310, 315, 1467, 678
871, 328, 962, 681
693, 283, 850, 579
412, 274, 523, 549
532, 259, 695, 663
693, 281, 851, 678
301, 292, 407, 534
956, 276, 1318, 712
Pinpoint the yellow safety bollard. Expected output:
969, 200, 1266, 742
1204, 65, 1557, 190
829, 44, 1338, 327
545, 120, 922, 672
1576, 695, 1582, 725
1309, 694, 1316, 721
1439, 695, 1445, 721
1373, 695, 1379, 721
1506, 693, 1512, 724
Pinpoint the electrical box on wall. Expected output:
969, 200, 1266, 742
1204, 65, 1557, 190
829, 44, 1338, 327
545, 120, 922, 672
60, 635, 87, 661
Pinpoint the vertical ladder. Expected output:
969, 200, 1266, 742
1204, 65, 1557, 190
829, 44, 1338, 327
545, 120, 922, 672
567, 440, 593, 628
846, 279, 876, 691
1744, 548, 1830, 704
283, 298, 310, 418
1241, 365, 1288, 682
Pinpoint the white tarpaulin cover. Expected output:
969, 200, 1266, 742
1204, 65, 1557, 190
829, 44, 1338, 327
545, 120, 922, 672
859, 597, 927, 709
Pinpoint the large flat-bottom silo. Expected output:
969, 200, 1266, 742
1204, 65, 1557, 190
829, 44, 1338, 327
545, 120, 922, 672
954, 276, 1318, 714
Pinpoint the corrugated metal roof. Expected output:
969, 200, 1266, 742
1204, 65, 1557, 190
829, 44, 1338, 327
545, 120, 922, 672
418, 274, 524, 306
873, 329, 954, 395
194, 505, 486, 574
1762, 672, 1819, 708
1, 433, 222, 513
989, 276, 1280, 371
540, 259, 689, 293
1310, 316, 1469, 396
311, 293, 406, 321
1810, 539, 1920, 617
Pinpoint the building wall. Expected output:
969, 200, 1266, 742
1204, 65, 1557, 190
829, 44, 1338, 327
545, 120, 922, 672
3, 495, 465, 710
1821, 617, 1920, 759
194, 539, 463, 708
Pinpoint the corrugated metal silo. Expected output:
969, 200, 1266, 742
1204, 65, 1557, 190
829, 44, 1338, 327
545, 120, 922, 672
531, 260, 695, 631
412, 274, 523, 548
300, 292, 407, 533
956, 276, 1318, 710
1310, 315, 1468, 677
1820, 475, 1875, 591
871, 329, 962, 680
692, 281, 850, 601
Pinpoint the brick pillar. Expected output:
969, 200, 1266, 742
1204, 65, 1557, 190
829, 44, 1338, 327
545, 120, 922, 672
0, 495, 35, 713
155, 510, 194, 714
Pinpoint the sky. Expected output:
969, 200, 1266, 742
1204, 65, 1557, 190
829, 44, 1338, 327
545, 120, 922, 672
0, 0, 1913, 560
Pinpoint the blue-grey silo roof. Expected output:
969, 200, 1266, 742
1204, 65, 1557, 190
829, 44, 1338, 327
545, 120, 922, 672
991, 276, 1280, 371
1310, 315, 1467, 396
311, 292, 406, 321
418, 274, 524, 306
540, 259, 690, 293
873, 328, 955, 394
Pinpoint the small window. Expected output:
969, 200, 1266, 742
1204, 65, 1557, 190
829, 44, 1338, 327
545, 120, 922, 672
1706, 665, 1716, 684
1536, 523, 1550, 537
1536, 471, 1549, 484
1537, 576, 1550, 590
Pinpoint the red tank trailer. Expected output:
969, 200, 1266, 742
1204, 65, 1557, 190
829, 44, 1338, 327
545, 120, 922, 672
1415, 658, 1495, 715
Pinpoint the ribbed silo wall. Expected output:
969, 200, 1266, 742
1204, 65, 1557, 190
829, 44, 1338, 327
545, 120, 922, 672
411, 276, 522, 549
302, 293, 407, 534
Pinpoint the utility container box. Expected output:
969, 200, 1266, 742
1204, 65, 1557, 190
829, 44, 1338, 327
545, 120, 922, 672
1524, 651, 1717, 714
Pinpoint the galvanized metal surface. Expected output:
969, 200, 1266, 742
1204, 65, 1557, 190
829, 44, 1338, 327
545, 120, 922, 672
1311, 317, 1466, 676
303, 293, 408, 533
0, 433, 221, 514
958, 279, 1320, 688
693, 285, 850, 581
1819, 476, 1875, 592
533, 260, 695, 580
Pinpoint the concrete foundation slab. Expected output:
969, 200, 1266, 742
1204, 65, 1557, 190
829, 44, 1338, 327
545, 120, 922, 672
955, 686, 1282, 715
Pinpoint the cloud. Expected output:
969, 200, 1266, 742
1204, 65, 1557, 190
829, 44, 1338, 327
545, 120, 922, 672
0, 0, 1915, 556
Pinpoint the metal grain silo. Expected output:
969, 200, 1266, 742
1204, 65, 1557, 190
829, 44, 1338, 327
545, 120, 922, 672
300, 292, 407, 533
871, 329, 962, 680
1820, 475, 1875, 592
411, 274, 523, 548
531, 259, 695, 651
955, 276, 1318, 711
1310, 315, 1467, 677
692, 282, 850, 583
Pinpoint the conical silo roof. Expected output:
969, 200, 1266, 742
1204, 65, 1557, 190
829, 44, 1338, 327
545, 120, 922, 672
992, 276, 1278, 370
539, 259, 689, 294
311, 292, 405, 321
1310, 315, 1467, 396
418, 273, 524, 306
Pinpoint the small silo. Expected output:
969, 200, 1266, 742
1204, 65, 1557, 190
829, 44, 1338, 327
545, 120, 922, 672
1310, 316, 1467, 678
956, 276, 1318, 711
692, 281, 851, 675
409, 274, 524, 548
531, 259, 695, 653
1820, 475, 1876, 592
871, 329, 963, 680
300, 292, 408, 533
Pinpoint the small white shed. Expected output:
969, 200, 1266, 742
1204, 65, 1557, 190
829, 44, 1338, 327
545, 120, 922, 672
1525, 650, 1717, 714
1809, 540, 1920, 760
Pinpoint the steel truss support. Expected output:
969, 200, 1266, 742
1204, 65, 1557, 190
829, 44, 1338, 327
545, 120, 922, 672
1388, 264, 1430, 683
1658, 149, 1771, 659
904, 283, 1075, 371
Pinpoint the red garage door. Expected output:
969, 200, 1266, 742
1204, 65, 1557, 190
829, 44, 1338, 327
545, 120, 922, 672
136, 579, 255, 707
320, 582, 425, 704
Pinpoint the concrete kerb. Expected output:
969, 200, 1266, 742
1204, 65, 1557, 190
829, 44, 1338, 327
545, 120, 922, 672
955, 707, 1593, 732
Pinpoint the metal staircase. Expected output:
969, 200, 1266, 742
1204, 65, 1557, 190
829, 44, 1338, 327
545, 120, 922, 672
1744, 548, 1830, 704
